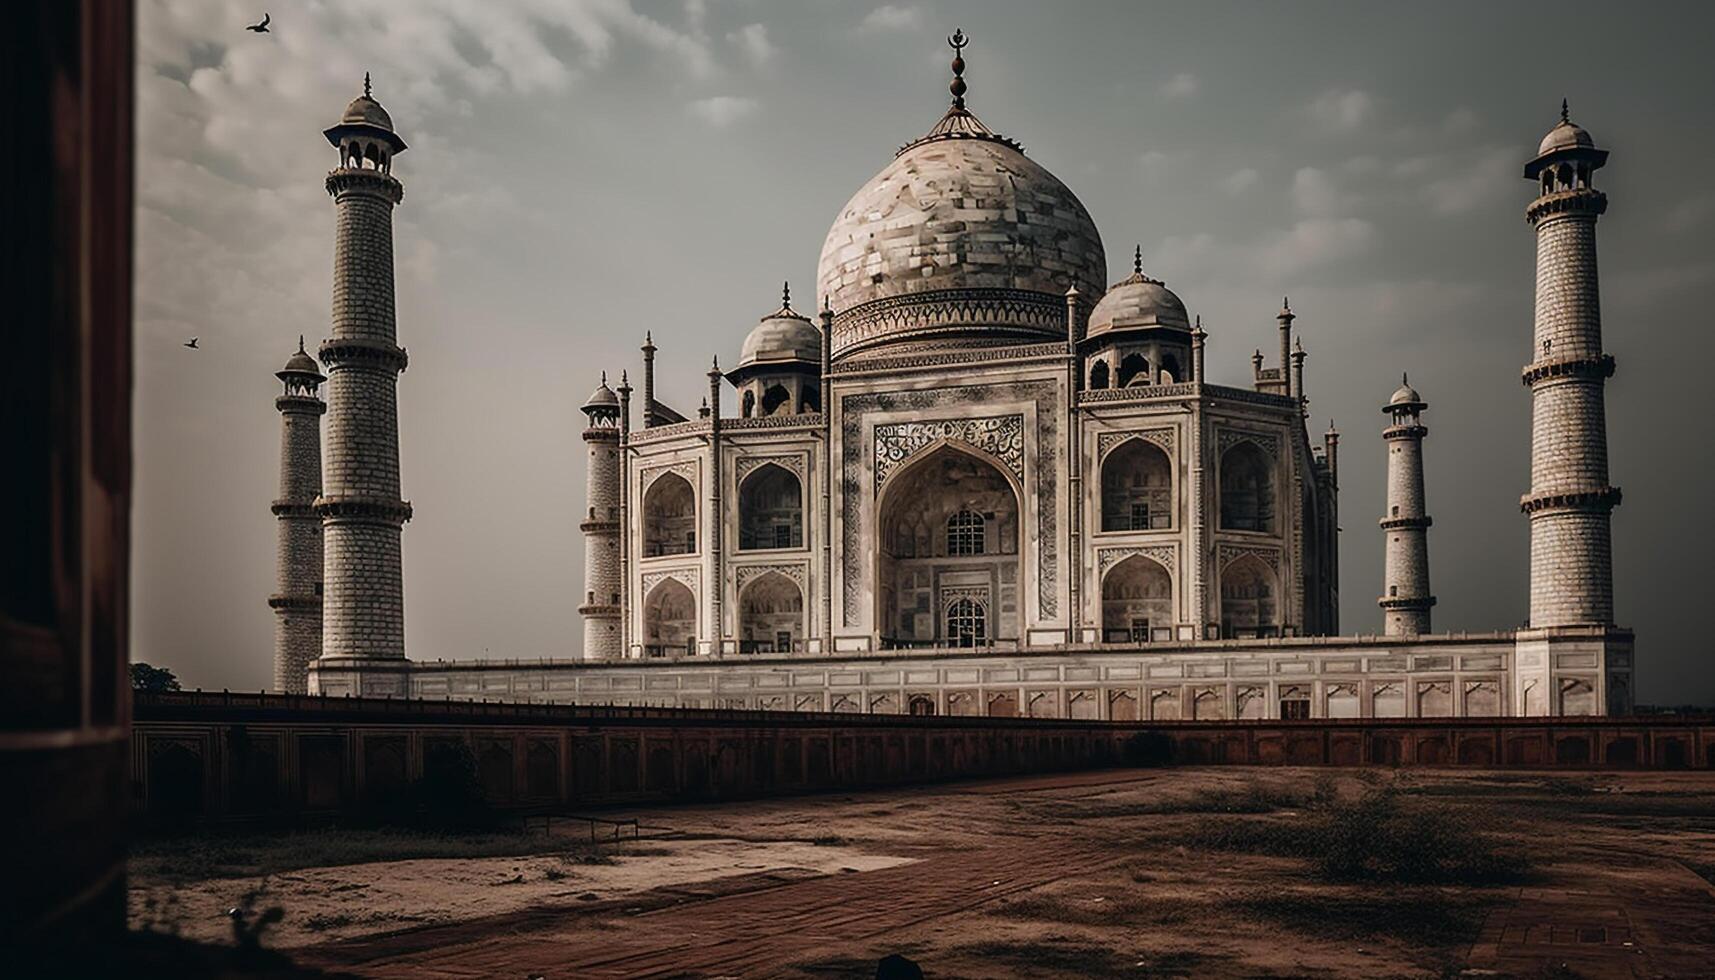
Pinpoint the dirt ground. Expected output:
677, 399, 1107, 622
131, 768, 1715, 978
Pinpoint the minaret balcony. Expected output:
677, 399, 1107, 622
1520, 486, 1621, 515
1378, 515, 1432, 531
1526, 187, 1606, 224
267, 594, 322, 611
1377, 595, 1436, 610
314, 495, 414, 525
318, 337, 408, 373
270, 499, 319, 518
1521, 354, 1615, 387
325, 168, 404, 203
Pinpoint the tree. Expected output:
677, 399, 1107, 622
130, 662, 181, 692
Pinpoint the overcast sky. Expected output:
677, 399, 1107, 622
134, 0, 1715, 704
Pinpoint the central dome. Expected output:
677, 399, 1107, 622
817, 102, 1105, 359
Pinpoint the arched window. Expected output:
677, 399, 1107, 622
1219, 442, 1274, 532
741, 390, 755, 418
643, 473, 697, 557
738, 571, 803, 653
738, 463, 802, 551
643, 578, 697, 657
1159, 354, 1182, 384
1101, 555, 1172, 643
1118, 352, 1150, 387
878, 446, 1020, 647
908, 695, 936, 716
800, 384, 820, 413
946, 510, 986, 556
1219, 555, 1276, 638
1101, 439, 1172, 531
1088, 359, 1110, 390
760, 384, 792, 416
945, 598, 987, 648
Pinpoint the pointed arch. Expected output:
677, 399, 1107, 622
1219, 441, 1274, 532
1100, 438, 1172, 531
1088, 359, 1110, 390
738, 463, 802, 551
876, 442, 1021, 649
737, 570, 803, 653
1118, 352, 1150, 387
1219, 554, 1277, 638
1100, 554, 1173, 642
760, 384, 792, 416
643, 472, 697, 557
643, 576, 697, 657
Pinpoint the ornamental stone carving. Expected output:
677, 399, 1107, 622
1217, 543, 1281, 571
1097, 545, 1176, 577
873, 415, 1026, 490
641, 567, 698, 598
842, 381, 1060, 625
640, 461, 698, 492
734, 454, 806, 487
1216, 428, 1279, 460
1097, 428, 1176, 461
734, 563, 807, 596
940, 585, 992, 610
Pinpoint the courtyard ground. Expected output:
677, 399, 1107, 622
131, 768, 1715, 978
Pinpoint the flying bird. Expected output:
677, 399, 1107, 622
183, 338, 199, 349
246, 13, 270, 33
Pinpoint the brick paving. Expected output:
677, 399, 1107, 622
301, 838, 1117, 978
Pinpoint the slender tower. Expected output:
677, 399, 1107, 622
270, 338, 325, 692
1521, 102, 1619, 629
1379, 377, 1434, 636
580, 374, 623, 660
308, 76, 413, 696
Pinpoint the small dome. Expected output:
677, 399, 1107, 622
740, 308, 822, 369
1086, 260, 1190, 338
1538, 118, 1593, 156
341, 95, 395, 133
277, 339, 323, 381
582, 376, 619, 414
1386, 376, 1424, 411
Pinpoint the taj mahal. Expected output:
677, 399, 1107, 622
277, 35, 1632, 721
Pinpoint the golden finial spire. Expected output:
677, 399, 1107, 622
364, 71, 372, 99
948, 29, 968, 109
1133, 244, 1143, 276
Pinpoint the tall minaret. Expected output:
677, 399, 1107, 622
1521, 102, 1619, 628
270, 338, 325, 693
1379, 377, 1434, 636
308, 76, 413, 695
579, 374, 622, 660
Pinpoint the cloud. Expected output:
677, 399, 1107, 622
1663, 195, 1715, 233
1420, 147, 1515, 215
1257, 218, 1375, 281
688, 95, 759, 127
859, 5, 924, 32
1162, 72, 1198, 99
1308, 88, 1375, 132
1443, 106, 1479, 135
1220, 168, 1259, 195
1290, 167, 1344, 216
728, 23, 776, 69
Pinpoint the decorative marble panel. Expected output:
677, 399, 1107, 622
1096, 427, 1176, 461
734, 563, 807, 595
640, 461, 698, 492
641, 566, 698, 598
873, 415, 1026, 490
1216, 543, 1281, 571
841, 381, 1060, 625
734, 454, 806, 486
1097, 545, 1176, 577
1216, 428, 1279, 460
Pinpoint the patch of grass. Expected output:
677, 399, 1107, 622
991, 893, 1188, 927
131, 827, 563, 881
303, 911, 355, 932
948, 939, 1235, 979
1226, 889, 1499, 973
1178, 787, 1533, 885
